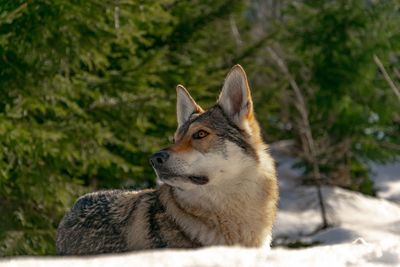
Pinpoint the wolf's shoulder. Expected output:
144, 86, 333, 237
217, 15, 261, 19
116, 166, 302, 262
69, 189, 152, 218
72, 190, 125, 210
56, 188, 156, 255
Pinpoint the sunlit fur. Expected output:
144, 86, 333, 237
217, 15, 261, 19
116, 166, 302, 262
154, 65, 278, 247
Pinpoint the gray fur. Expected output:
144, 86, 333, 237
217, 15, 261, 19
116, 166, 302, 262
56, 188, 201, 255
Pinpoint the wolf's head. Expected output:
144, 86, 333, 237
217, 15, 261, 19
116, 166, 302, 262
150, 65, 275, 194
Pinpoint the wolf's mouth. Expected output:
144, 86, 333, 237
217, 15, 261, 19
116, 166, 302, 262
187, 175, 209, 185
155, 170, 209, 185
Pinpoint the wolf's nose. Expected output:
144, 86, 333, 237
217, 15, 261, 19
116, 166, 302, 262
150, 151, 170, 167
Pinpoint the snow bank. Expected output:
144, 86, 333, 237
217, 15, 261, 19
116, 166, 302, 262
2, 241, 399, 267
274, 186, 400, 245
370, 162, 400, 202
1, 247, 267, 267
269, 239, 400, 267
271, 143, 400, 246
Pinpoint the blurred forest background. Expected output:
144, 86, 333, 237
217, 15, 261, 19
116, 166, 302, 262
0, 0, 399, 256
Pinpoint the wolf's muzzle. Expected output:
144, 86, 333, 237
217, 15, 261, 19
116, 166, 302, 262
149, 150, 170, 168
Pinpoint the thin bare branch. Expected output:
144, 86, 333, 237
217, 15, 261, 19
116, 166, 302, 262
114, 0, 120, 32
373, 55, 400, 102
229, 15, 243, 48
5, 2, 28, 22
267, 47, 315, 160
267, 46, 329, 229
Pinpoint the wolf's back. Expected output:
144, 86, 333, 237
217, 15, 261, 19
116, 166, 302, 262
55, 186, 201, 255
56, 190, 141, 255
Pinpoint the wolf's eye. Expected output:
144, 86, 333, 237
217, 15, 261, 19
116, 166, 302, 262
192, 130, 209, 140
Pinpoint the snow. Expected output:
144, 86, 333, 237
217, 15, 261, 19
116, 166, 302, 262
370, 162, 400, 202
1, 142, 399, 266
268, 145, 400, 266
272, 146, 400, 247
274, 185, 400, 245
2, 247, 268, 267
2, 242, 400, 267
269, 240, 400, 267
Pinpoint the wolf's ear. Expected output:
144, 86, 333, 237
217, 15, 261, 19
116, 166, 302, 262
218, 65, 254, 128
176, 85, 203, 128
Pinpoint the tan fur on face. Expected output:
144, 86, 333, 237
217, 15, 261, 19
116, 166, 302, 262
171, 124, 217, 154
171, 146, 278, 247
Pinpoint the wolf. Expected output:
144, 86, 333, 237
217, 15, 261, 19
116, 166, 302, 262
56, 65, 278, 255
